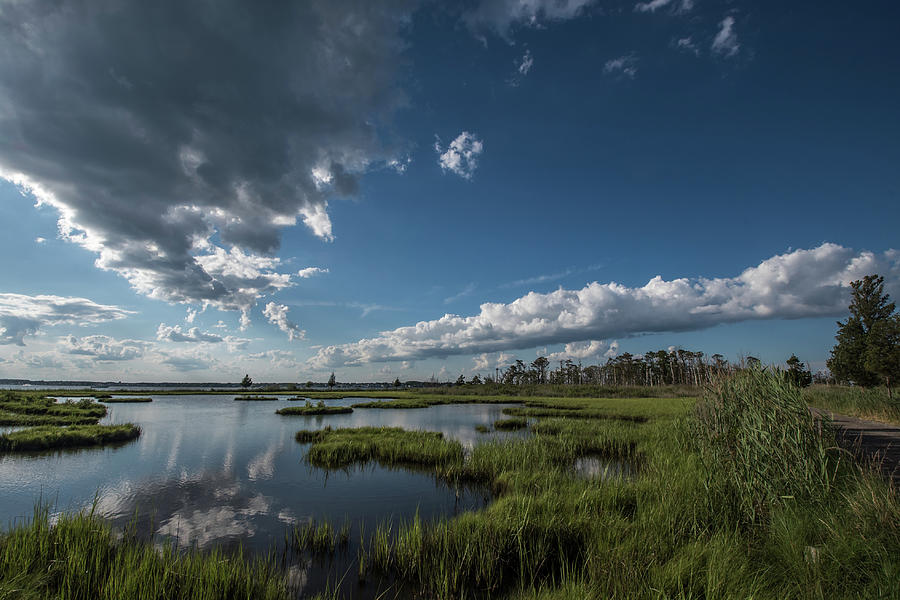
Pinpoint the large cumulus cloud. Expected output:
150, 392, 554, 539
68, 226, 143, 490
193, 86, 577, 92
309, 244, 900, 368
0, 0, 412, 314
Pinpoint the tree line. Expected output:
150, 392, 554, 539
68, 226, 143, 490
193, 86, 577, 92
456, 349, 813, 388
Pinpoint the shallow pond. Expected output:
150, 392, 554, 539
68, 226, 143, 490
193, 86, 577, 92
0, 395, 524, 596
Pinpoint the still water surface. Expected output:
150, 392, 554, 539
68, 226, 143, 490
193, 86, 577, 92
0, 396, 521, 564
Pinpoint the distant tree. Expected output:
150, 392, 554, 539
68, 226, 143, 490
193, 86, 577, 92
241, 374, 252, 388
469, 374, 482, 385
828, 275, 896, 387
393, 377, 401, 387
531, 356, 549, 384
785, 354, 812, 388
455, 374, 466, 386
864, 315, 900, 399
306, 380, 314, 388
327, 372, 336, 388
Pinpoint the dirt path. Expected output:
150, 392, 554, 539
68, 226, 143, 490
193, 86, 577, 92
812, 408, 900, 486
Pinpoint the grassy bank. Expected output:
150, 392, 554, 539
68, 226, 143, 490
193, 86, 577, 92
276, 405, 353, 416
0, 507, 291, 600
233, 395, 279, 401
293, 372, 900, 598
804, 384, 900, 424
0, 424, 141, 451
0, 393, 106, 426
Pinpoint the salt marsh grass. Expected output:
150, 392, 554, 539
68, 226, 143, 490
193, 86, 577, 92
0, 424, 141, 451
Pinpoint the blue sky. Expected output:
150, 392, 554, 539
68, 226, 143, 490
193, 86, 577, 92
0, 0, 898, 382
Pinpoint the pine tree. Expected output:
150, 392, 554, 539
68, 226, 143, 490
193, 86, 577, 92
785, 355, 812, 387
240, 374, 252, 388
828, 275, 896, 387
327, 372, 336, 388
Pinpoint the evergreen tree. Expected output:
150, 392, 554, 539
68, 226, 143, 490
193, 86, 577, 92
327, 372, 336, 388
864, 315, 900, 399
785, 354, 812, 387
828, 275, 896, 386
240, 374, 252, 388
455, 374, 466, 386
393, 377, 401, 387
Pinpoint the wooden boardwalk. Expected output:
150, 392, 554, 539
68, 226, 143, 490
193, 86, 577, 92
813, 409, 900, 486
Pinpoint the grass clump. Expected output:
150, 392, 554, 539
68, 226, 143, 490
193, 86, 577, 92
276, 403, 353, 416
0, 424, 141, 452
351, 399, 432, 409
493, 417, 528, 430
0, 506, 291, 600
693, 368, 843, 525
299, 427, 464, 469
233, 395, 278, 401
288, 519, 350, 555
803, 384, 900, 424
474, 424, 490, 433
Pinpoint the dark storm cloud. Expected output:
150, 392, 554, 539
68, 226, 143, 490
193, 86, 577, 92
0, 0, 413, 312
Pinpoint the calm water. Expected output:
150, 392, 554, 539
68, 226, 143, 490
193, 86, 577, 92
0, 395, 524, 596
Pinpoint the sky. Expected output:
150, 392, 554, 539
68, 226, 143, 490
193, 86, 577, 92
0, 0, 898, 383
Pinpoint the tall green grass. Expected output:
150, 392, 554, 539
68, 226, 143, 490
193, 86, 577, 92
0, 506, 291, 600
295, 373, 900, 598
803, 384, 900, 424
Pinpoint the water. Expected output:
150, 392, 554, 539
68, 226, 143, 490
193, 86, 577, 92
0, 395, 523, 596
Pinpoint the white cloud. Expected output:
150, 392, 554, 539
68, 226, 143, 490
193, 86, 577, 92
63, 334, 150, 361
675, 36, 700, 55
603, 54, 639, 79
435, 132, 484, 180
263, 303, 305, 341
156, 324, 224, 344
223, 336, 252, 353
0, 2, 411, 315
635, 0, 693, 13
247, 350, 301, 369
465, 0, 595, 36
34, 237, 46, 244
157, 348, 216, 372
546, 340, 617, 363
0, 293, 133, 346
712, 16, 740, 57
445, 283, 477, 304
518, 50, 534, 75
308, 244, 900, 368
297, 267, 329, 278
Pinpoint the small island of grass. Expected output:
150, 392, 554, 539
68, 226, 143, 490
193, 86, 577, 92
492, 417, 528, 430
276, 405, 353, 416
0, 423, 141, 451
351, 399, 431, 409
233, 396, 278, 401
97, 397, 153, 403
